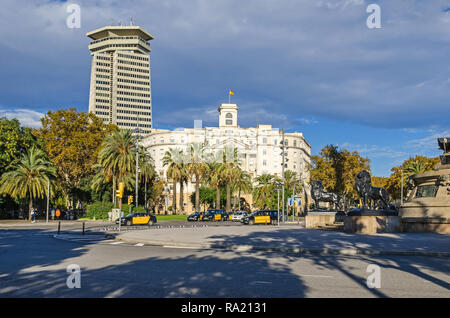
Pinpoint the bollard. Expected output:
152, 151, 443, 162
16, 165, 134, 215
82, 222, 85, 236
57, 221, 61, 235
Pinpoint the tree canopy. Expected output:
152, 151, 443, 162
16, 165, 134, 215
36, 108, 117, 205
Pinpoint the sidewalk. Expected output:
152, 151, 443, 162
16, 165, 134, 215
0, 220, 110, 228
115, 225, 450, 256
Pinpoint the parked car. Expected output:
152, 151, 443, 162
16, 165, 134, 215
201, 210, 224, 221
241, 210, 278, 225
231, 211, 248, 222
187, 212, 204, 222
116, 212, 157, 226
221, 211, 232, 221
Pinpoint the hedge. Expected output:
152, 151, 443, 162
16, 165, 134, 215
86, 202, 114, 220
86, 202, 146, 220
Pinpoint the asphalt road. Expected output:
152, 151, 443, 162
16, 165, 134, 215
0, 226, 449, 298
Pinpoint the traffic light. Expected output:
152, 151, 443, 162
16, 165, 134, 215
116, 182, 124, 198
128, 195, 133, 205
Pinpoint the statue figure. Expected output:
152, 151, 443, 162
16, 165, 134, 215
355, 170, 392, 210
311, 180, 342, 211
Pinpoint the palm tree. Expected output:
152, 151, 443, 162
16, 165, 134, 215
252, 174, 276, 209
233, 168, 252, 210
179, 165, 189, 213
0, 147, 56, 220
405, 159, 430, 176
205, 161, 223, 210
283, 170, 303, 196
162, 148, 184, 214
187, 142, 207, 212
98, 129, 136, 191
137, 145, 155, 209
218, 146, 240, 212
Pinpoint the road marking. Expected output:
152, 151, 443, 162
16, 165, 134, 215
110, 241, 124, 245
134, 243, 144, 246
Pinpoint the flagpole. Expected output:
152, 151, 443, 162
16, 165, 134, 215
228, 89, 231, 104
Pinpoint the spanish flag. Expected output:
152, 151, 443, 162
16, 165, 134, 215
229, 90, 235, 95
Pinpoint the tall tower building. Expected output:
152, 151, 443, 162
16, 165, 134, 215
86, 24, 154, 134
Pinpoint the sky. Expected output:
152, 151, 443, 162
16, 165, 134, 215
0, 0, 449, 176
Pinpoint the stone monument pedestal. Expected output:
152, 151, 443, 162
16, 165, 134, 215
305, 211, 346, 229
344, 208, 400, 234
399, 137, 450, 234
344, 215, 401, 234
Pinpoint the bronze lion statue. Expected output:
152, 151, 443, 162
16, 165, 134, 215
355, 170, 391, 210
311, 180, 342, 210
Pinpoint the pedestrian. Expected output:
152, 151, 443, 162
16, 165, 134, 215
31, 208, 36, 223
56, 208, 61, 220
51, 207, 56, 220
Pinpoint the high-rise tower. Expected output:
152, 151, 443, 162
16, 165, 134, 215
86, 24, 154, 134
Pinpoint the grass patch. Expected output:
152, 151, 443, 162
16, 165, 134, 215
154, 214, 188, 221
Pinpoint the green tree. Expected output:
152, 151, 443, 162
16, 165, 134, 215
0, 117, 41, 175
186, 142, 207, 212
309, 145, 370, 205
37, 108, 116, 208
162, 148, 184, 214
0, 147, 57, 220
98, 129, 137, 195
233, 169, 252, 210
385, 155, 439, 201
252, 174, 277, 210
218, 146, 240, 212
147, 179, 166, 213
190, 186, 217, 211
205, 161, 223, 210
308, 145, 338, 192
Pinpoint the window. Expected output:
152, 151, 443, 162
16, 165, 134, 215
226, 113, 233, 119
294, 140, 297, 147
226, 120, 233, 125
263, 138, 267, 144
415, 185, 438, 198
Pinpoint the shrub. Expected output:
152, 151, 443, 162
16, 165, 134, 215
121, 204, 146, 214
86, 202, 114, 220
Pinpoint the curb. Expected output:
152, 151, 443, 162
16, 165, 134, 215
111, 234, 450, 257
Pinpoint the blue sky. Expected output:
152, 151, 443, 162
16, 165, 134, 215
0, 0, 449, 176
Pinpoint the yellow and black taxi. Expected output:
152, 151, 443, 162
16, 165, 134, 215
201, 210, 224, 221
116, 212, 157, 226
241, 210, 278, 225
221, 211, 235, 221
187, 212, 204, 221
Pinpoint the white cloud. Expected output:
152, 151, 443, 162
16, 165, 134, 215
338, 142, 407, 159
0, 108, 44, 128
1, 0, 450, 131
407, 130, 450, 154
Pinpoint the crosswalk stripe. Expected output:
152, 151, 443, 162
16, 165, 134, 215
110, 241, 124, 245
134, 243, 144, 246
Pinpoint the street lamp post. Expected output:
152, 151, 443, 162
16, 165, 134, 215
46, 179, 50, 223
277, 189, 280, 226
135, 116, 141, 209
280, 129, 288, 223
401, 169, 404, 206
274, 181, 282, 226
136, 141, 139, 208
